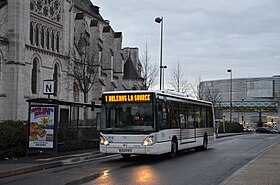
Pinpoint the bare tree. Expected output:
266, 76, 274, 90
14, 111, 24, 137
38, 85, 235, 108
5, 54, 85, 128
199, 81, 222, 103
67, 32, 100, 104
140, 43, 158, 90
168, 61, 189, 94
188, 76, 222, 103
188, 76, 204, 99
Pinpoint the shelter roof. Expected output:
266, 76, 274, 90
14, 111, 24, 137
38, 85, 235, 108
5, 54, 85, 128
26, 98, 101, 108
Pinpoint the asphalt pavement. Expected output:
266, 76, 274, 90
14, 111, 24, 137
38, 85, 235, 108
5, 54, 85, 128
1, 132, 279, 185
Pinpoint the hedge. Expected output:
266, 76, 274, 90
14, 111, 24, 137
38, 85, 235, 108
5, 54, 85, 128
0, 120, 27, 159
219, 121, 244, 133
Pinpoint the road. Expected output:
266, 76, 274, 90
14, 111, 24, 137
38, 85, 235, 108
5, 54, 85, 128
1, 134, 279, 185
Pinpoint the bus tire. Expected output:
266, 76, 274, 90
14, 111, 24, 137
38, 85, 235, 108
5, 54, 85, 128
201, 135, 208, 151
170, 139, 178, 158
121, 154, 131, 159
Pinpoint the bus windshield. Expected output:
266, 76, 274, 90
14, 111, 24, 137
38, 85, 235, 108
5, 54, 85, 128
100, 102, 154, 132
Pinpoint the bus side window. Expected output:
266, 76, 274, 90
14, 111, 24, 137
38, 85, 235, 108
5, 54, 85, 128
180, 114, 186, 128
207, 107, 214, 127
168, 107, 175, 128
186, 106, 195, 129
168, 101, 180, 129
180, 104, 187, 128
157, 100, 168, 130
201, 107, 206, 128
195, 106, 201, 128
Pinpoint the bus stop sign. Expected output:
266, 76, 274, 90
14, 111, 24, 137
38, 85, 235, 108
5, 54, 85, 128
43, 80, 55, 95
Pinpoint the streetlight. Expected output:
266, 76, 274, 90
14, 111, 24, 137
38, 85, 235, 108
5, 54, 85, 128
155, 16, 163, 90
227, 69, 233, 124
161, 65, 167, 90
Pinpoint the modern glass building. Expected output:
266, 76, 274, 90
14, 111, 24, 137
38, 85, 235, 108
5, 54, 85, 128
200, 75, 280, 128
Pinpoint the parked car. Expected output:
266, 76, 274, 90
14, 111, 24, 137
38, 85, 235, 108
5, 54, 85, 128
243, 126, 252, 132
256, 127, 278, 134
270, 128, 279, 134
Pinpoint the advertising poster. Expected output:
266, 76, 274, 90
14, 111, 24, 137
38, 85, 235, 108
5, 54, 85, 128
29, 106, 56, 149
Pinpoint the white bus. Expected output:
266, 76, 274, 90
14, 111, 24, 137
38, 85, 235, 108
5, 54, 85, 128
99, 90, 215, 158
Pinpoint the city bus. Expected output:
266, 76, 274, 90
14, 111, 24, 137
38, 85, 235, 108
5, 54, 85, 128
99, 90, 215, 158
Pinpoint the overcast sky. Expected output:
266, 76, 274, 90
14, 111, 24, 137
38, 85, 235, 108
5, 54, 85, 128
93, 0, 280, 84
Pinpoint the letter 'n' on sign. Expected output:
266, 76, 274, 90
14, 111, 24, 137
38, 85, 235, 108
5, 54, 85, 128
43, 80, 55, 95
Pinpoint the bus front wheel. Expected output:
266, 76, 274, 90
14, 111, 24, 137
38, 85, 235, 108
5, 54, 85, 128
170, 139, 178, 158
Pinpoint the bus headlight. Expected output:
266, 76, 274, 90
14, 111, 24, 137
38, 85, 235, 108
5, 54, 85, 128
100, 134, 110, 146
142, 134, 156, 146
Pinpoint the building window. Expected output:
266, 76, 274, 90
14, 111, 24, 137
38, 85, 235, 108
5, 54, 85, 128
31, 58, 38, 94
53, 63, 59, 96
46, 29, 50, 49
56, 32, 59, 52
41, 27, 45, 48
138, 64, 142, 76
73, 83, 79, 102
30, 22, 33, 45
51, 30, 55, 51
35, 24, 39, 46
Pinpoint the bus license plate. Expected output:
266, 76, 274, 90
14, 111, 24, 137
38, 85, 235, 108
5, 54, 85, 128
119, 149, 132, 153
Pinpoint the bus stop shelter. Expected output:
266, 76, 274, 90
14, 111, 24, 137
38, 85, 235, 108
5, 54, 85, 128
26, 98, 101, 154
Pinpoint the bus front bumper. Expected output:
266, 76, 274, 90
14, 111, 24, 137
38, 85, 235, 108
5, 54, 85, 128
100, 141, 170, 155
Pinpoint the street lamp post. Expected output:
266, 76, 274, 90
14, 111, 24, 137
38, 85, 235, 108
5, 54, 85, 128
155, 16, 163, 90
162, 65, 167, 90
227, 69, 233, 124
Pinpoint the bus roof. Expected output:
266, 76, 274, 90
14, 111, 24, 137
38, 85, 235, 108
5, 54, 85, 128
102, 90, 212, 106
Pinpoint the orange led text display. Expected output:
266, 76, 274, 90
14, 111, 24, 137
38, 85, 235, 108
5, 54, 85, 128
105, 94, 151, 102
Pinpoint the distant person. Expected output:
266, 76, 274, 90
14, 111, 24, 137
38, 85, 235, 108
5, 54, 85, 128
215, 122, 220, 136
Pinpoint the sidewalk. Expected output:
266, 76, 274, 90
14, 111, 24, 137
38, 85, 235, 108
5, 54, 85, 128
221, 141, 280, 185
0, 148, 115, 179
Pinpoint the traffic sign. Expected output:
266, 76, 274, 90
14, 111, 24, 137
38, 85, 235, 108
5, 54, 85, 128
43, 80, 55, 95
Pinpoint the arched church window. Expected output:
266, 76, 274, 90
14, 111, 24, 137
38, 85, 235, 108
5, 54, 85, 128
138, 64, 142, 76
35, 24, 39, 46
53, 63, 59, 96
41, 27, 45, 48
73, 83, 79, 102
56, 32, 59, 52
51, 30, 55, 51
31, 58, 39, 94
30, 22, 34, 45
46, 29, 50, 49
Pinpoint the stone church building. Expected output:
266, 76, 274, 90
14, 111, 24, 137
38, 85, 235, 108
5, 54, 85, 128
0, 0, 143, 121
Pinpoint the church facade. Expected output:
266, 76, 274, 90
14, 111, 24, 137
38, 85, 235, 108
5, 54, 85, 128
0, 0, 143, 121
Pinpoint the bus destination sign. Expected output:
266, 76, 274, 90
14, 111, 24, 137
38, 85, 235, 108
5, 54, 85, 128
104, 94, 151, 103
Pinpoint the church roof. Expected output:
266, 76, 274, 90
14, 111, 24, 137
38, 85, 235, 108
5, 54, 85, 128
0, 0, 7, 9
73, 0, 104, 22
123, 56, 140, 79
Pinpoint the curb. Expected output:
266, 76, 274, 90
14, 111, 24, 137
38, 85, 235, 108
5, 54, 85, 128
0, 161, 63, 179
216, 132, 252, 139
0, 153, 118, 179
